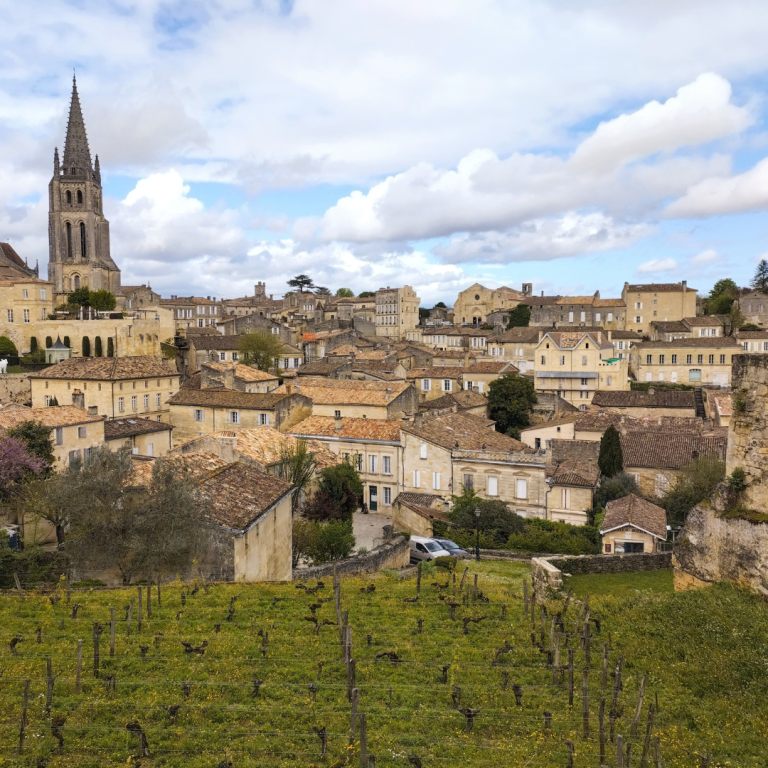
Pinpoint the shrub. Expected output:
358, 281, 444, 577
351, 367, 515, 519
304, 461, 363, 522
662, 455, 725, 526
0, 336, 17, 356
448, 489, 526, 547
434, 556, 457, 571
727, 468, 747, 493
292, 517, 318, 568
45, 336, 53, 349
506, 519, 600, 555
307, 520, 355, 564
598, 425, 623, 477
593, 472, 638, 509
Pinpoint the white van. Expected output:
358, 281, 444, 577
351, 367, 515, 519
409, 536, 452, 564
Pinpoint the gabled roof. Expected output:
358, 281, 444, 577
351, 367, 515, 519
420, 390, 488, 413
407, 367, 464, 381
130, 451, 227, 487
296, 359, 351, 376
539, 331, 612, 350
591, 390, 695, 409
167, 388, 291, 410
625, 282, 696, 293
104, 418, 173, 440
0, 406, 102, 429
620, 432, 727, 470
602, 494, 667, 540
494, 327, 541, 343
29, 356, 174, 381
633, 337, 738, 349
403, 412, 526, 453
290, 416, 402, 442
463, 361, 517, 374
274, 378, 411, 406
550, 459, 600, 488
202, 362, 279, 382
189, 335, 240, 350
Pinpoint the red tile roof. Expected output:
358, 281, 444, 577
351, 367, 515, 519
602, 494, 667, 540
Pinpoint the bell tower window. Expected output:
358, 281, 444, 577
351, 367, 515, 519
66, 222, 72, 259
65, 190, 72, 204
74, 275, 80, 290
77, 190, 83, 204
80, 222, 86, 259
71, 167, 76, 175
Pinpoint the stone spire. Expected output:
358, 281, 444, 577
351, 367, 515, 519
62, 75, 92, 178
53, 146, 59, 174
94, 154, 101, 183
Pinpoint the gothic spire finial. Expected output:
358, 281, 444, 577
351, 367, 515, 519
62, 74, 92, 177
94, 154, 101, 183
53, 146, 60, 174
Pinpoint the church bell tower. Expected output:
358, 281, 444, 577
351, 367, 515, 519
48, 76, 122, 304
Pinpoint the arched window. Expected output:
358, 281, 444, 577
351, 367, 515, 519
77, 190, 83, 204
65, 190, 72, 204
80, 222, 86, 259
71, 167, 76, 175
66, 222, 72, 259
74, 275, 81, 290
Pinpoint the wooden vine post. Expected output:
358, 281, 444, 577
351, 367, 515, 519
359, 712, 367, 767
17, 679, 30, 754
137, 587, 143, 634
75, 639, 83, 694
582, 668, 590, 738
110, 608, 116, 657
93, 622, 103, 678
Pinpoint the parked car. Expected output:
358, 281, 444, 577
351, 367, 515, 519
432, 538, 469, 558
409, 536, 452, 563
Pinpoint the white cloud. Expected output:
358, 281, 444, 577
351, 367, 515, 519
690, 248, 722, 264
637, 258, 678, 274
434, 213, 651, 264
665, 156, 768, 217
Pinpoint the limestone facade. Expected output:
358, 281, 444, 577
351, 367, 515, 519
453, 283, 528, 326
621, 282, 697, 335
375, 285, 420, 340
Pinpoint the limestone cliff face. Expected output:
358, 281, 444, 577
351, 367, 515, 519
673, 505, 768, 595
727, 354, 768, 509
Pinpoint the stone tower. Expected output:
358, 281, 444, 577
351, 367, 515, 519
48, 76, 122, 304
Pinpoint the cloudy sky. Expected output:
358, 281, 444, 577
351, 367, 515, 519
2, 1, 768, 305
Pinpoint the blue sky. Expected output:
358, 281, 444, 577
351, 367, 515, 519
3, 1, 768, 304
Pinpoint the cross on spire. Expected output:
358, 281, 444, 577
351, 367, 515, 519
62, 74, 93, 178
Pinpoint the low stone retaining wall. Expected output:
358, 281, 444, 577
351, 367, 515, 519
531, 552, 672, 599
294, 536, 409, 580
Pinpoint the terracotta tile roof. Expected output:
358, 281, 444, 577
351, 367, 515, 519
684, 316, 723, 327
160, 296, 219, 306
275, 378, 411, 406
280, 344, 303, 355
185, 327, 223, 336
404, 412, 526, 452
183, 372, 202, 390
602, 494, 667, 540
542, 331, 612, 350
420, 390, 488, 412
407, 367, 464, 380
591, 390, 695, 409
104, 418, 173, 440
325, 344, 357, 356
625, 283, 696, 293
290, 416, 402, 442
202, 462, 294, 530
710, 392, 732, 417
29, 356, 175, 381
573, 409, 634, 432
130, 451, 227, 486
395, 495, 449, 522
620, 432, 727, 470
737, 330, 768, 339
463, 361, 516, 374
189, 336, 241, 350
551, 459, 600, 487
593, 298, 626, 307
203, 362, 279, 382
168, 388, 290, 409
610, 330, 644, 339
521, 413, 580, 432
634, 337, 738, 349
297, 359, 350, 376
430, 350, 485, 360
495, 327, 541, 343
0, 406, 102, 429
550, 439, 600, 466
394, 492, 443, 508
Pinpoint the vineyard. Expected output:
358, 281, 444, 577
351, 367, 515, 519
0, 561, 765, 766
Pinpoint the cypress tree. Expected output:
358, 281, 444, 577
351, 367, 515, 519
598, 424, 623, 478
63, 336, 70, 349
30, 337, 38, 352
94, 336, 103, 357
82, 336, 91, 357
45, 336, 53, 349
107, 337, 114, 357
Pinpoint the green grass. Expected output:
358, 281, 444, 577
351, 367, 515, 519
0, 562, 764, 766
567, 569, 675, 599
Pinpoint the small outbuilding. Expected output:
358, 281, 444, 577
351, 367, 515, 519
600, 494, 667, 554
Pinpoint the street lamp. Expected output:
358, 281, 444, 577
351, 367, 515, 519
474, 507, 481, 561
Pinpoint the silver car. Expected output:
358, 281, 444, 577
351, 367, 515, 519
409, 536, 452, 563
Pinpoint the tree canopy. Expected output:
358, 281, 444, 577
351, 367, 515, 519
751, 259, 768, 293
358, 291, 375, 298
662, 455, 725, 526
237, 331, 284, 372
0, 438, 47, 502
0, 336, 18, 356
303, 459, 363, 522
487, 374, 537, 437
288, 274, 315, 293
507, 303, 531, 328
598, 424, 623, 477
68, 287, 91, 307
704, 278, 739, 315
434, 301, 447, 308
335, 288, 354, 297
6, 421, 55, 471
448, 487, 525, 546
89, 290, 117, 312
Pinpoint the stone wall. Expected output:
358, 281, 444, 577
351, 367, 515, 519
294, 535, 409, 580
531, 552, 672, 599
673, 505, 768, 595
0, 373, 31, 406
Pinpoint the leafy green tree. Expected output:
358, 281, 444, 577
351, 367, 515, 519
292, 517, 319, 567
336, 288, 354, 297
740, 323, 761, 331
6, 421, 55, 471
593, 472, 638, 510
306, 520, 355, 564
662, 455, 725, 526
68, 287, 91, 306
358, 291, 375, 298
237, 331, 284, 371
449, 487, 525, 546
751, 259, 768, 293
89, 290, 117, 311
0, 336, 18, 356
598, 425, 623, 477
107, 337, 114, 357
288, 274, 315, 293
507, 303, 531, 328
82, 336, 91, 357
94, 337, 103, 357
315, 286, 331, 296
434, 301, 447, 308
304, 460, 363, 522
276, 440, 317, 515
487, 374, 537, 435
704, 278, 738, 315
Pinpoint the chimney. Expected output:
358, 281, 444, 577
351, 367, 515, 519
335, 415, 343, 432
285, 383, 293, 395
217, 434, 237, 464
385, 387, 392, 400
72, 389, 85, 409
87, 405, 98, 417
541, 290, 544, 297
682, 280, 687, 290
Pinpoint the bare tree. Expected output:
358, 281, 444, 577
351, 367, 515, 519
276, 439, 316, 514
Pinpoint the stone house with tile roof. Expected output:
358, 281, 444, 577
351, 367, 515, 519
737, 290, 768, 327
523, 291, 627, 330
600, 494, 667, 554
621, 281, 697, 335
545, 439, 600, 525
487, 326, 542, 374
402, 412, 547, 517
590, 389, 696, 417
160, 295, 222, 331
104, 417, 173, 458
418, 390, 489, 419
520, 414, 579, 451
289, 416, 403, 513
200, 362, 280, 393
29, 356, 179, 421
391, 492, 449, 538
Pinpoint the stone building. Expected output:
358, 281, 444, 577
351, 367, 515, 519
48, 77, 122, 303
29, 356, 179, 421
123, 285, 161, 310
160, 296, 221, 331
453, 283, 529, 326
591, 389, 696, 418
621, 282, 697, 335
524, 292, 626, 330
375, 285, 420, 340
630, 337, 739, 386
737, 290, 768, 327
104, 417, 173, 458
487, 326, 542, 373
600, 494, 667, 554
650, 316, 724, 341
